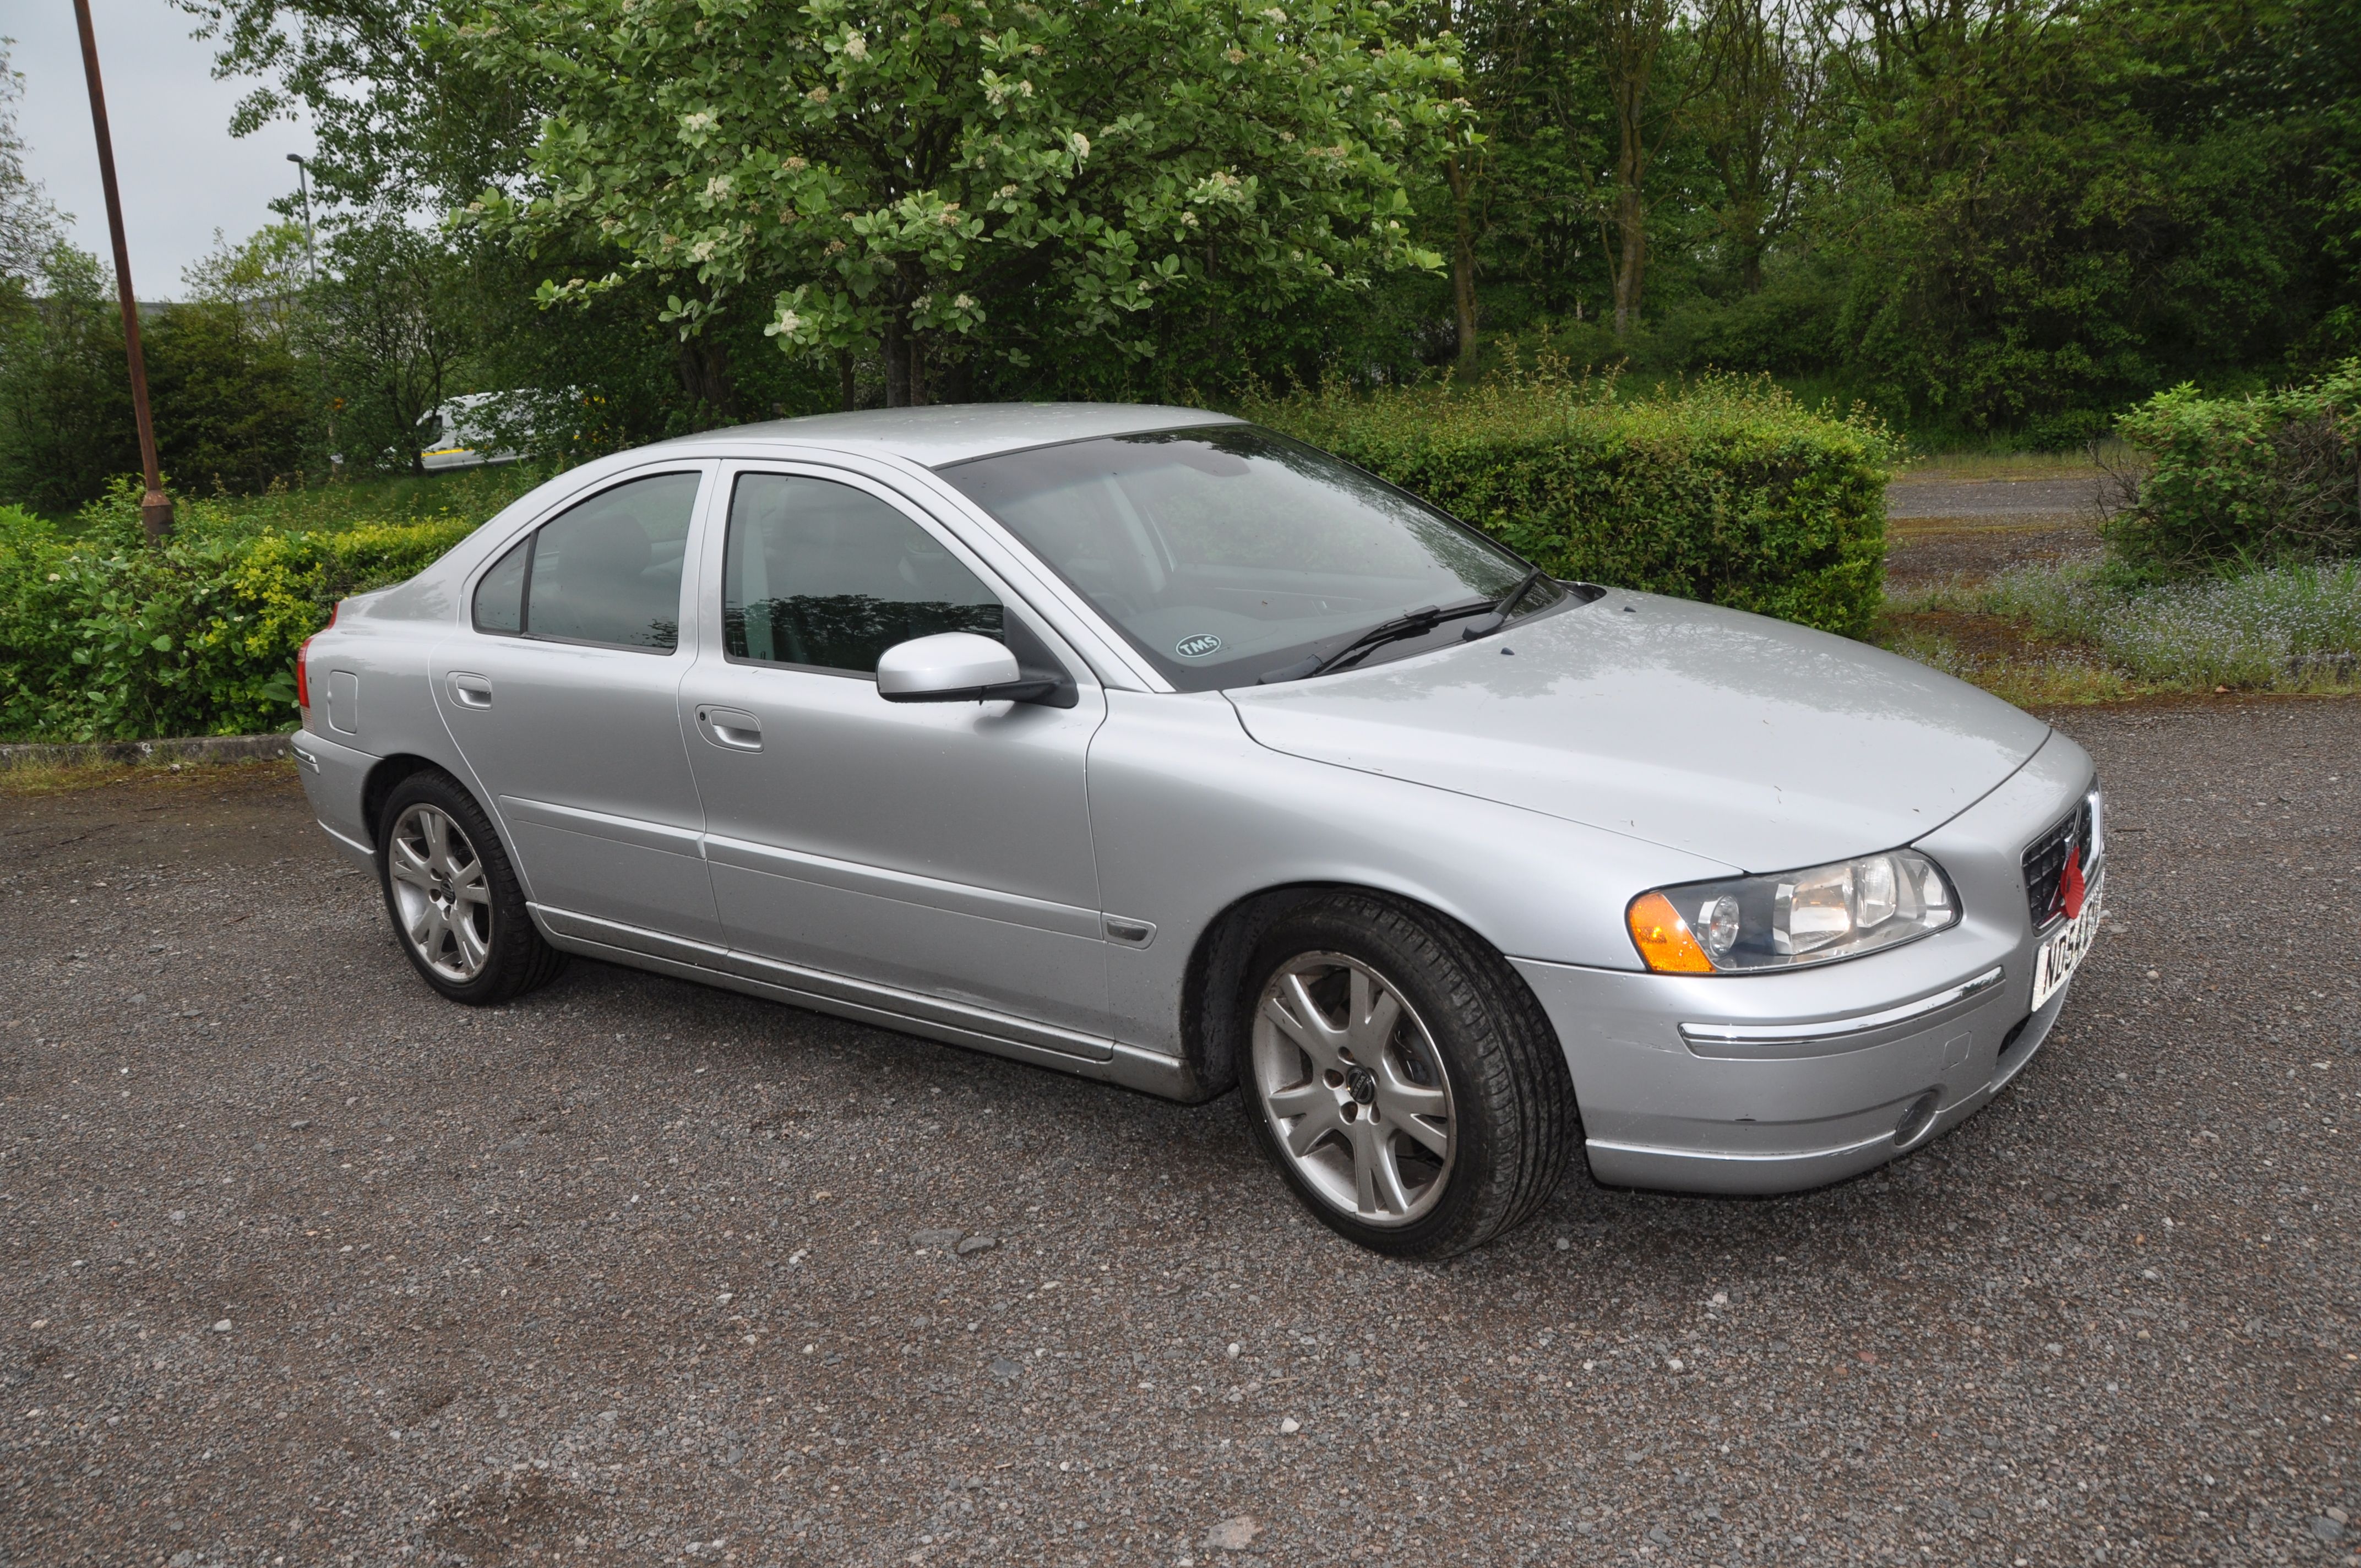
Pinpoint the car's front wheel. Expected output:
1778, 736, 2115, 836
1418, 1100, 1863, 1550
1238, 892, 1576, 1257
376, 770, 566, 1005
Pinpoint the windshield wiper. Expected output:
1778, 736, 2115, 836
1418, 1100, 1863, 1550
1457, 565, 1547, 643
1258, 597, 1494, 684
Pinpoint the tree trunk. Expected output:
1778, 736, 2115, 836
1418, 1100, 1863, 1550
677, 335, 737, 420
883, 311, 911, 407
836, 350, 856, 411
938, 351, 972, 404
1600, 0, 1674, 340
1446, 150, 1479, 368
1612, 173, 1646, 336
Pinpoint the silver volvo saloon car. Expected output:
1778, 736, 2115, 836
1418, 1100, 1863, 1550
290, 403, 2103, 1256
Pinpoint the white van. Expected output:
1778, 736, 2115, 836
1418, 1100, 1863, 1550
417, 393, 524, 472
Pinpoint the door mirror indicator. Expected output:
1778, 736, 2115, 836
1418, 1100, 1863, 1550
877, 633, 1058, 705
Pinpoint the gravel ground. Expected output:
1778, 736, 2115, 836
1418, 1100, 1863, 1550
1883, 472, 2114, 591
5, 704, 2359, 1568
1884, 523, 2101, 594
1886, 474, 2119, 522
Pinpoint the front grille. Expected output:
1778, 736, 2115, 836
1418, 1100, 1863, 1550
2021, 796, 2093, 930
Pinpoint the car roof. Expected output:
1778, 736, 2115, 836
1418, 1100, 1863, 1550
644, 401, 1243, 470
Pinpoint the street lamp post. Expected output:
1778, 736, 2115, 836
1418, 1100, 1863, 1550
70, 0, 173, 542
287, 153, 317, 283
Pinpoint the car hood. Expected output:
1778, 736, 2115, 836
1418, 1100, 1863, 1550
1224, 591, 2052, 873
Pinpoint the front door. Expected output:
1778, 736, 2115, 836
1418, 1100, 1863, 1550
434, 465, 721, 944
676, 465, 1111, 1044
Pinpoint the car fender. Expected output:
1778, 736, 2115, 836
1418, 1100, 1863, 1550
1086, 689, 1738, 1059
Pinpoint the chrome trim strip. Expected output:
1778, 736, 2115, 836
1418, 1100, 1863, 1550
531, 904, 1113, 1062
1586, 1127, 1901, 1166
501, 795, 705, 859
317, 820, 375, 866
1678, 966, 2005, 1047
703, 831, 1102, 940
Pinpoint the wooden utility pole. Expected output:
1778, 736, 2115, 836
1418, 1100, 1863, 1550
71, 0, 173, 541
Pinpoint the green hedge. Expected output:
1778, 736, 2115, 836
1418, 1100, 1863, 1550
2108, 361, 2361, 579
5, 381, 1898, 742
1244, 374, 1898, 637
1, 480, 477, 742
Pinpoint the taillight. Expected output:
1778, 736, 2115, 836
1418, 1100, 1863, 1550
295, 603, 339, 710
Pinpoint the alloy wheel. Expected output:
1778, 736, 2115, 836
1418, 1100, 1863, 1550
387, 803, 493, 983
1250, 951, 1456, 1226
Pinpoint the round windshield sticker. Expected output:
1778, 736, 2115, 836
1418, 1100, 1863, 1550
1174, 633, 1223, 659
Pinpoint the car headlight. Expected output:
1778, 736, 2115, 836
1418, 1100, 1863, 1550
1626, 850, 1960, 974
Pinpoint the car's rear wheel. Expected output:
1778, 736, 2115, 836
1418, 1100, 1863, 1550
377, 770, 566, 1005
1238, 892, 1576, 1257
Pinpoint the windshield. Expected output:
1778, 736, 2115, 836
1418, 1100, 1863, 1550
939, 426, 1564, 690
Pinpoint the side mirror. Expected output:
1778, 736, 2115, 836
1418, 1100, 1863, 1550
876, 632, 1058, 704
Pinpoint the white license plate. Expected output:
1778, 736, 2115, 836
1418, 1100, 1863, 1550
2031, 870, 2103, 1011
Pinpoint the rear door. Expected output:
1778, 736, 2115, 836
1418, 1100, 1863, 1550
676, 462, 1112, 1045
433, 464, 721, 944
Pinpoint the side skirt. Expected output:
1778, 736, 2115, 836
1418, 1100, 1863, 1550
528, 903, 1209, 1103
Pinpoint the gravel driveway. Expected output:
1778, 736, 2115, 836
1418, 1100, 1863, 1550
6, 701, 2358, 1568
1886, 473, 2119, 524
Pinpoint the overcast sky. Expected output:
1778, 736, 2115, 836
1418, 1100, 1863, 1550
10, 0, 313, 296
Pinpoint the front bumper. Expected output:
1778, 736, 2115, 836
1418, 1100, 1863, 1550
1514, 733, 2097, 1196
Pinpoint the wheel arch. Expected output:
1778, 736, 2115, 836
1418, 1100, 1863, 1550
360, 753, 456, 848
1177, 880, 1562, 1102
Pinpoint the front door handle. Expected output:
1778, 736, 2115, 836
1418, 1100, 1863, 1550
447, 672, 493, 710
696, 705, 763, 752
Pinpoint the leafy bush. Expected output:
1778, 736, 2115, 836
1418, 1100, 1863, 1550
2108, 361, 2361, 577
1247, 373, 1897, 636
0, 480, 482, 741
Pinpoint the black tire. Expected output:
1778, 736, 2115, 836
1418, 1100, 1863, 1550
1234, 891, 1576, 1257
375, 769, 567, 1005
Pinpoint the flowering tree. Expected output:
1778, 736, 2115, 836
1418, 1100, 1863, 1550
450, 0, 1467, 403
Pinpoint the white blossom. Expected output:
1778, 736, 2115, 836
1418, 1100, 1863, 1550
1069, 130, 1090, 158
844, 32, 868, 60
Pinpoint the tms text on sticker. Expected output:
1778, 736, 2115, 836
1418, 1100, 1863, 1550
1174, 633, 1223, 658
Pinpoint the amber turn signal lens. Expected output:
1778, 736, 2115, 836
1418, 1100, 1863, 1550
1628, 891, 1714, 974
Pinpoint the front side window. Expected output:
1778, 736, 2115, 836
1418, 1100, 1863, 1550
939, 425, 1564, 690
723, 473, 1003, 674
470, 471, 700, 651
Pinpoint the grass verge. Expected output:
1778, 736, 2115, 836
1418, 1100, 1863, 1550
1877, 557, 2361, 704
0, 755, 297, 799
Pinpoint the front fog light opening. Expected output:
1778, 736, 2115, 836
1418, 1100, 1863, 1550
1630, 848, 1960, 974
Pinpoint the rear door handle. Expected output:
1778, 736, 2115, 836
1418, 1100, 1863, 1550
447, 672, 493, 710
696, 705, 763, 752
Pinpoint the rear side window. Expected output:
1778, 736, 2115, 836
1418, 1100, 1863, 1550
472, 537, 527, 633
471, 471, 701, 651
722, 473, 1002, 674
